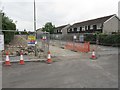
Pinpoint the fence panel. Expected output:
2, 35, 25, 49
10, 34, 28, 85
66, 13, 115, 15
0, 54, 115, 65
50, 34, 91, 53
36, 32, 49, 59
1, 30, 49, 63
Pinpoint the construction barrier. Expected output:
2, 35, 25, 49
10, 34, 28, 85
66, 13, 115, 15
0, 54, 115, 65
65, 42, 90, 53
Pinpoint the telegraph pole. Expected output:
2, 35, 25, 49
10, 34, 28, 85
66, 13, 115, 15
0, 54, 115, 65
34, 0, 37, 56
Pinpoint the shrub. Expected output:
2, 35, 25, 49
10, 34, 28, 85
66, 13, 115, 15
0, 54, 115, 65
84, 34, 96, 44
84, 33, 120, 47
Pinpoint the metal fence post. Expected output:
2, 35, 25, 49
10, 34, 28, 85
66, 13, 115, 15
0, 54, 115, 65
48, 32, 50, 52
73, 34, 77, 51
96, 33, 99, 57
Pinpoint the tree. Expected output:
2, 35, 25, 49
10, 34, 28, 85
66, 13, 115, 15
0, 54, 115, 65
42, 22, 55, 34
0, 10, 16, 44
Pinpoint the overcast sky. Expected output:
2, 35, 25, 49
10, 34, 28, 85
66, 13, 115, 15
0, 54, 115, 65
0, 0, 119, 31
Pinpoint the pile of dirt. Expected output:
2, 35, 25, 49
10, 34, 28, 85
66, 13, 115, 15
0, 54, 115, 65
9, 35, 28, 47
3, 35, 28, 56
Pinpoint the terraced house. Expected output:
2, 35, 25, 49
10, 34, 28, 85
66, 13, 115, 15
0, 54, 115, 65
54, 24, 71, 35
67, 14, 120, 34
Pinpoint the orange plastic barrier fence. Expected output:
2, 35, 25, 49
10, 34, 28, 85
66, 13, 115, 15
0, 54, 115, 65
65, 42, 90, 52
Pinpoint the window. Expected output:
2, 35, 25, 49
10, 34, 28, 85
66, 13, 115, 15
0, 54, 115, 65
74, 28, 76, 30
82, 26, 85, 31
74, 28, 77, 32
77, 28, 80, 32
80, 27, 82, 31
97, 24, 102, 29
88, 25, 90, 30
90, 25, 93, 29
58, 30, 61, 32
85, 26, 88, 30
93, 25, 97, 30
67, 29, 70, 32
68, 28, 72, 32
60, 30, 62, 32
72, 28, 74, 32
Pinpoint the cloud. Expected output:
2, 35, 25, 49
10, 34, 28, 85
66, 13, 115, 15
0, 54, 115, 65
1, 0, 119, 30
118, 1, 120, 18
17, 20, 33, 31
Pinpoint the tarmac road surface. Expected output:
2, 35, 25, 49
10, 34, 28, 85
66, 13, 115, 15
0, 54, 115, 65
2, 45, 118, 88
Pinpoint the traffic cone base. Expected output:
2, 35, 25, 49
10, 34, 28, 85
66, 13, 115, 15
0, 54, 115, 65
5, 61, 11, 66
90, 55, 97, 60
46, 59, 52, 64
19, 60, 25, 65
90, 50, 97, 60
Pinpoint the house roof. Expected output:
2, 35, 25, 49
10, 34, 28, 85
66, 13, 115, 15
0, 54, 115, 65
55, 25, 68, 30
36, 28, 42, 31
70, 14, 115, 28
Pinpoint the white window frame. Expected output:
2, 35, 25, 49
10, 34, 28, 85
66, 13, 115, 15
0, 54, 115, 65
72, 28, 74, 32
82, 26, 85, 31
90, 25, 93, 30
68, 29, 70, 32
60, 30, 62, 32
97, 24, 102, 29
77, 27, 80, 32
77, 29, 80, 32
59, 30, 62, 32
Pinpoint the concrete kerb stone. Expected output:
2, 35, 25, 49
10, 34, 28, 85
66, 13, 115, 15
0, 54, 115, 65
1, 59, 47, 64
2, 55, 16, 57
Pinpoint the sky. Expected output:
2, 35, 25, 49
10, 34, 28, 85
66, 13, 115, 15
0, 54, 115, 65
0, 0, 119, 31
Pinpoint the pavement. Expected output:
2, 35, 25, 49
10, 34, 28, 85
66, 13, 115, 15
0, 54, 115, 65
2, 55, 46, 63
2, 42, 118, 88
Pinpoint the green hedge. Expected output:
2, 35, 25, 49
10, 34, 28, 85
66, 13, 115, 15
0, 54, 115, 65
84, 34, 96, 44
1, 11, 16, 44
84, 34, 120, 47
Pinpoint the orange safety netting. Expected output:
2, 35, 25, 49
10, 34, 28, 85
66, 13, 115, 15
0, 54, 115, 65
65, 42, 90, 52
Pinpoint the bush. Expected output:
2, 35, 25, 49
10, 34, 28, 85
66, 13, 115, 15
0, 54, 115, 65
84, 34, 96, 44
1, 11, 16, 44
85, 33, 120, 47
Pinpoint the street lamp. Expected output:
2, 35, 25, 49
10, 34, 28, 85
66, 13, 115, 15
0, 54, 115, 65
34, 0, 37, 56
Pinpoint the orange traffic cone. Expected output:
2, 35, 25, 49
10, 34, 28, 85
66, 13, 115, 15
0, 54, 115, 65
19, 52, 25, 65
5, 51, 11, 66
46, 51, 52, 64
90, 49, 97, 60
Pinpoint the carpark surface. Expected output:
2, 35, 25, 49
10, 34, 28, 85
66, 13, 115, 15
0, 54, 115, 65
2, 44, 118, 88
